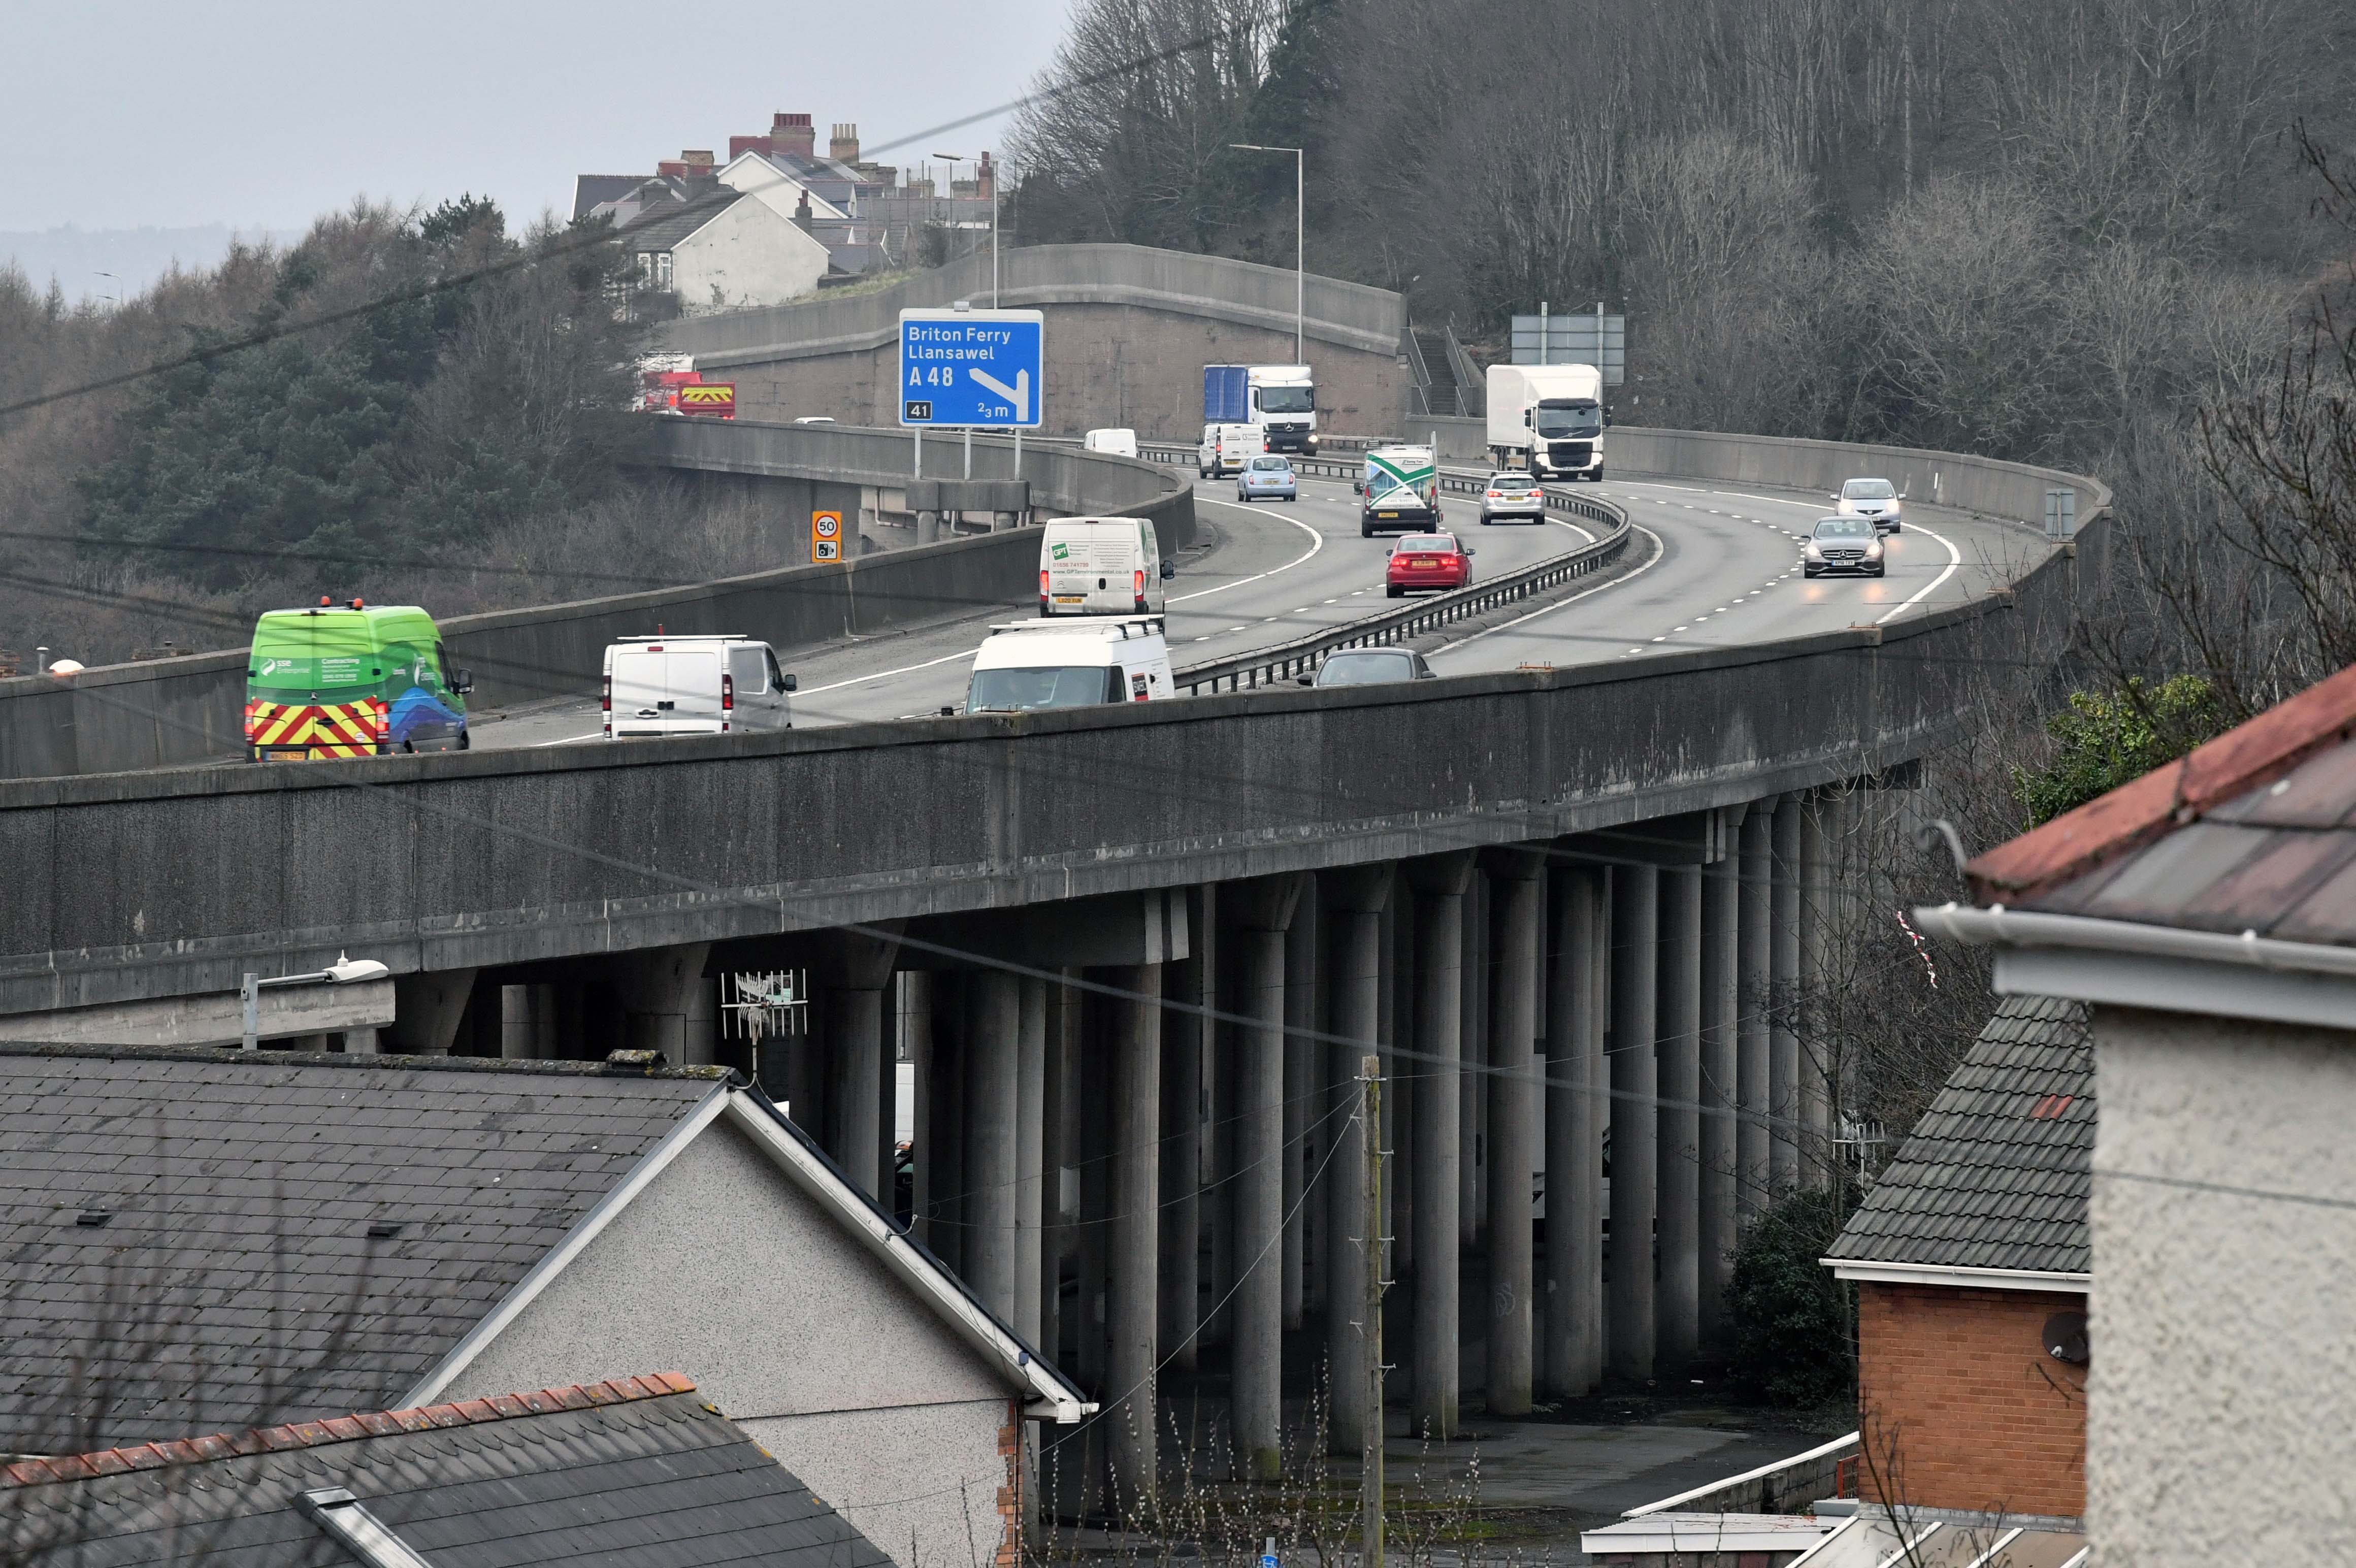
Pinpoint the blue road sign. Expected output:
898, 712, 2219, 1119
898, 308, 1044, 429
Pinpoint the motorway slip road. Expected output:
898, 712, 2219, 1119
470, 470, 2049, 752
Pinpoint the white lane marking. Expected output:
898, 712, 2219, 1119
536, 732, 605, 747
799, 645, 975, 695
1876, 522, 1964, 625
1432, 525, 1667, 654
1170, 495, 1325, 601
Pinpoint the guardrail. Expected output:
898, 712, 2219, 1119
1174, 478, 1631, 693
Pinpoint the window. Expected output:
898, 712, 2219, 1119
637, 250, 673, 289
1843, 478, 1896, 500
968, 667, 1116, 712
1534, 399, 1602, 439
729, 645, 768, 695
1255, 385, 1314, 413
1816, 518, 1872, 539
1317, 651, 1415, 685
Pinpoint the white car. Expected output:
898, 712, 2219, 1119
1833, 477, 1904, 533
1478, 471, 1547, 525
963, 616, 1174, 713
604, 635, 796, 738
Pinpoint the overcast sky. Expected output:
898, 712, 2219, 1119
7, 0, 1072, 237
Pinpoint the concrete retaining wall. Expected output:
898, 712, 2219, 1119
0, 509, 2102, 1015
655, 244, 1411, 441
0, 420, 1193, 779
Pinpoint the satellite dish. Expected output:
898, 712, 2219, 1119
2043, 1310, 2089, 1364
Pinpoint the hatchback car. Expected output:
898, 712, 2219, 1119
1832, 476, 1904, 532
1385, 533, 1473, 596
1803, 516, 1887, 577
1300, 648, 1438, 687
1237, 455, 1299, 503
1479, 472, 1547, 525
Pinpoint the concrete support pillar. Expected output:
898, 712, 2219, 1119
1737, 804, 1776, 1219
1076, 978, 1110, 1391
1797, 798, 1832, 1188
501, 983, 556, 1060
1770, 799, 1803, 1195
1608, 864, 1659, 1385
387, 968, 476, 1056
1321, 867, 1390, 1454
339, 1029, 380, 1054
817, 929, 901, 1201
906, 972, 936, 1246
1229, 874, 1304, 1483
1461, 871, 1487, 1253
1283, 878, 1320, 1332
1698, 820, 1742, 1352
964, 972, 1023, 1321
917, 509, 941, 545
613, 942, 715, 1061
1040, 974, 1074, 1366
1160, 888, 1213, 1376
1544, 865, 1607, 1398
1016, 975, 1048, 1349
928, 975, 966, 1276
1655, 864, 1703, 1376
1105, 962, 1163, 1513
1387, 894, 1411, 1280
1407, 851, 1474, 1439
1482, 850, 1544, 1417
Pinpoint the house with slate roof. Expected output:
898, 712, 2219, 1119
1822, 995, 2093, 1526
1918, 661, 2356, 1568
0, 1044, 1088, 1568
597, 182, 829, 313
1, 1373, 889, 1568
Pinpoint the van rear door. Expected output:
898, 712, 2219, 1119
666, 651, 725, 729
610, 650, 669, 733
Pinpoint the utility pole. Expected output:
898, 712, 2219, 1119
1361, 1054, 1386, 1568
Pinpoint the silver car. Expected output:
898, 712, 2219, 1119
1299, 648, 1438, 687
1237, 455, 1299, 502
1833, 476, 1904, 532
1803, 516, 1887, 578
1479, 471, 1547, 525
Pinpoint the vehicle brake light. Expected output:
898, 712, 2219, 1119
722, 672, 734, 711
601, 673, 611, 713
371, 699, 389, 741
242, 700, 259, 739
1134, 568, 1146, 597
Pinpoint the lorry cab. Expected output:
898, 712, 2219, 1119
965, 617, 1175, 713
1486, 363, 1606, 480
603, 634, 796, 739
1357, 445, 1442, 536
1247, 364, 1318, 453
1039, 516, 1172, 615
246, 602, 470, 762
1198, 423, 1264, 477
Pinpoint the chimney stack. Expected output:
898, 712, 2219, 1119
830, 123, 860, 164
729, 134, 770, 161
682, 149, 714, 172
771, 112, 815, 159
977, 150, 995, 200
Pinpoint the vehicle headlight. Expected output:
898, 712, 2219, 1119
1867, 541, 1885, 558
1805, 542, 1823, 558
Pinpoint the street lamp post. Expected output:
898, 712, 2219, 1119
1228, 144, 1304, 363
240, 953, 390, 1051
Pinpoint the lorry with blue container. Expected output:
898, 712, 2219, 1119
1203, 363, 1318, 454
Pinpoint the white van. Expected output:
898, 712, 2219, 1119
1197, 422, 1264, 477
1038, 516, 1172, 616
965, 617, 1174, 713
603, 634, 797, 738
1084, 427, 1139, 458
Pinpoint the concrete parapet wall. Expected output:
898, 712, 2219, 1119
0, 420, 1192, 779
0, 514, 2099, 1016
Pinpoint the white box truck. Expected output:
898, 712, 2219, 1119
1247, 364, 1318, 454
1486, 364, 1607, 481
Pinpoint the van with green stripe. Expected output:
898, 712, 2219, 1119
1358, 445, 1441, 537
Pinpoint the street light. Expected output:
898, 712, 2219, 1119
1229, 144, 1304, 363
240, 953, 389, 1051
931, 151, 999, 307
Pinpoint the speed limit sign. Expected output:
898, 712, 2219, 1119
811, 509, 843, 563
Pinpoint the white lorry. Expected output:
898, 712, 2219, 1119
604, 634, 796, 738
1205, 364, 1318, 454
964, 617, 1175, 713
1486, 363, 1607, 481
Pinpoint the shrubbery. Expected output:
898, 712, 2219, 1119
1725, 1184, 1861, 1409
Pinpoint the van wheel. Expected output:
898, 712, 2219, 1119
1360, 519, 1374, 538
458, 730, 471, 751
1592, 468, 1605, 482
402, 740, 416, 755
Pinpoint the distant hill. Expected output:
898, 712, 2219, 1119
0, 224, 288, 300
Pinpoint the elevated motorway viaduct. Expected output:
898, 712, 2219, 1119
0, 245, 2114, 1498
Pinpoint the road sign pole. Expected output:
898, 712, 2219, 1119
914, 426, 923, 479
963, 426, 971, 479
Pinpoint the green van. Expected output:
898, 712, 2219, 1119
245, 601, 472, 761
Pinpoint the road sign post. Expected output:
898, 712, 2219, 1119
898, 308, 1045, 434
810, 509, 843, 564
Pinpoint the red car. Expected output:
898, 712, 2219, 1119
1385, 533, 1473, 597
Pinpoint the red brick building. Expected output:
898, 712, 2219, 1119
1823, 995, 2093, 1525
